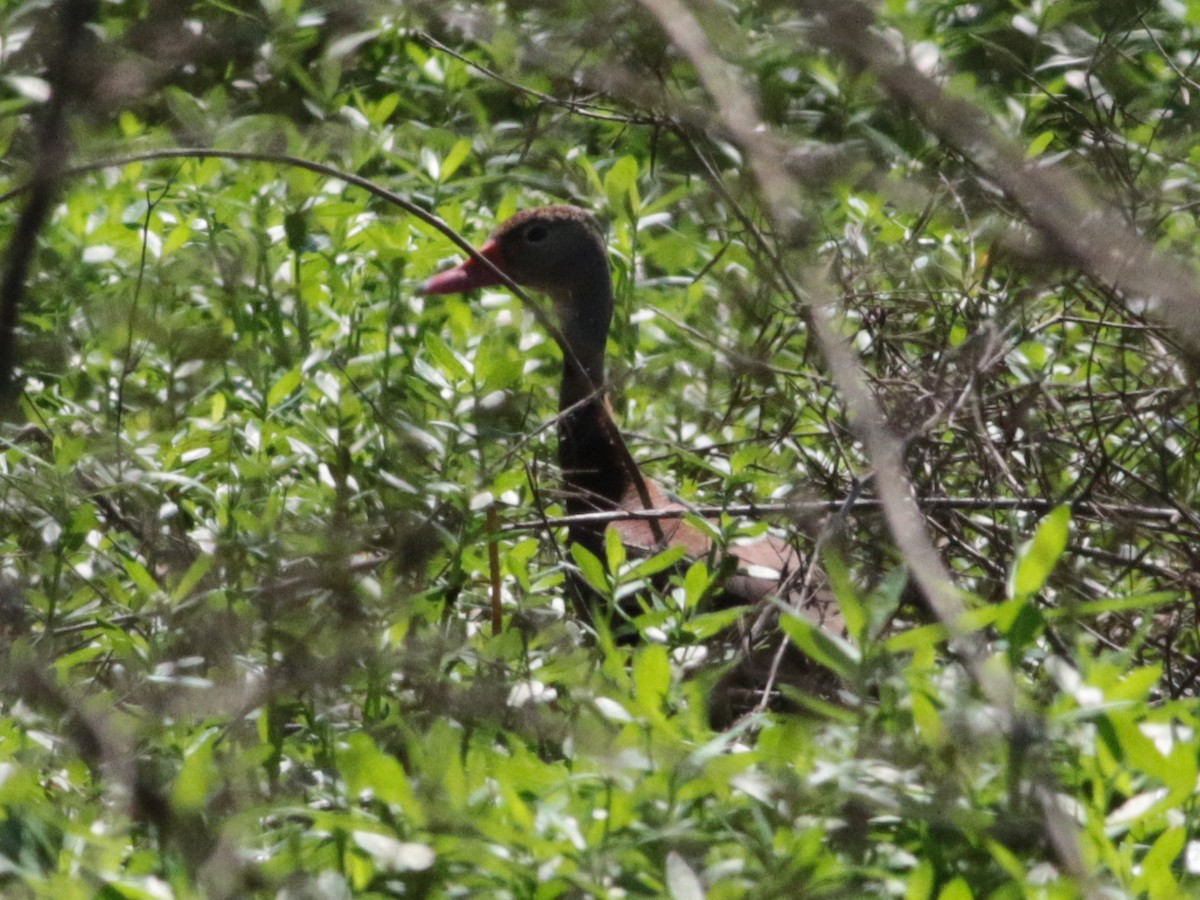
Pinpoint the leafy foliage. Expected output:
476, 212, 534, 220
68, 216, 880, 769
0, 0, 1197, 897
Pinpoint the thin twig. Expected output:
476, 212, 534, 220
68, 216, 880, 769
416, 32, 662, 126
494, 495, 1184, 533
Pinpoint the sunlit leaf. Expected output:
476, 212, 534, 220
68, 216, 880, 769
1009, 505, 1071, 601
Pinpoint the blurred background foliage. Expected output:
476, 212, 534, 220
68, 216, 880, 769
0, 0, 1198, 896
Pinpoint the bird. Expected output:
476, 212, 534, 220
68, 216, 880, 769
420, 205, 840, 642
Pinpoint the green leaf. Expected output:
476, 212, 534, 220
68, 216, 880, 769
682, 559, 712, 610
1163, 741, 1200, 805
172, 730, 219, 812
1111, 665, 1163, 703
777, 605, 861, 679
1141, 827, 1185, 899
633, 644, 670, 713
339, 734, 425, 825
910, 689, 944, 746
163, 222, 192, 255
626, 543, 688, 580
604, 155, 640, 214
682, 605, 747, 640
1096, 713, 1169, 780
424, 332, 471, 380
936, 877, 972, 900
170, 555, 213, 603
992, 593, 1045, 664
368, 91, 400, 125
571, 543, 609, 595
122, 558, 160, 600
885, 622, 949, 653
822, 551, 864, 641
1049, 591, 1178, 619
1026, 130, 1055, 158
904, 861, 936, 900
605, 525, 627, 572
1009, 505, 1071, 601
267, 366, 302, 408
983, 837, 1025, 882
440, 138, 472, 182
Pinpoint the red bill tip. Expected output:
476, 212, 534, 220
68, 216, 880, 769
419, 239, 506, 295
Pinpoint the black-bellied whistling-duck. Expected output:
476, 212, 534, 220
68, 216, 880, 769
422, 206, 839, 637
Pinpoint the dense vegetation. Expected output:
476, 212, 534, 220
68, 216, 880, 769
0, 0, 1197, 896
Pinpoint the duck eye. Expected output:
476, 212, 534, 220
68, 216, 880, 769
525, 225, 548, 244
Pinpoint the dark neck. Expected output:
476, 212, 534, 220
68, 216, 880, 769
548, 267, 624, 517
550, 271, 611, 406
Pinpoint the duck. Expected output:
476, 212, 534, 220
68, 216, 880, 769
420, 205, 840, 640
